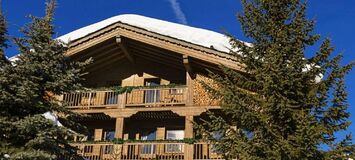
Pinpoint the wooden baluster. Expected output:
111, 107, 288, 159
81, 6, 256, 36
115, 92, 119, 106
88, 92, 92, 109
74, 93, 77, 107
153, 89, 157, 107
122, 93, 127, 108
69, 93, 72, 107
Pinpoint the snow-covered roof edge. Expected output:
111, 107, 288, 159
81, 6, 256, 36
9, 14, 239, 61
57, 14, 234, 53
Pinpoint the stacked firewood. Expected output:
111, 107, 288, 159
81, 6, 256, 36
192, 74, 220, 106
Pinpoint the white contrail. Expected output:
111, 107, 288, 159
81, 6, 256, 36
168, 0, 188, 24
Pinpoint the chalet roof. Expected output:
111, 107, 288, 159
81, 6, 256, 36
9, 14, 245, 71
58, 14, 234, 53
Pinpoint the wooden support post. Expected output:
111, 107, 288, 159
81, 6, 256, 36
156, 127, 166, 155
186, 72, 194, 106
184, 115, 194, 160
119, 93, 127, 108
116, 36, 135, 64
135, 133, 140, 140
93, 129, 103, 156
156, 127, 166, 140
115, 117, 124, 139
183, 55, 193, 74
185, 115, 194, 138
184, 55, 194, 106
185, 144, 194, 160
94, 129, 103, 141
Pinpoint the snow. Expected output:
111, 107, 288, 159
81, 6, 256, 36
42, 111, 63, 127
302, 63, 323, 83
9, 14, 237, 61
3, 154, 10, 158
8, 55, 19, 62
57, 14, 234, 53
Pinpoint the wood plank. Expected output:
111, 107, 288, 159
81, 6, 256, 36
85, 49, 122, 71
129, 46, 182, 66
130, 50, 184, 71
126, 39, 182, 59
87, 54, 126, 73
116, 36, 135, 64
72, 41, 117, 61
183, 55, 193, 75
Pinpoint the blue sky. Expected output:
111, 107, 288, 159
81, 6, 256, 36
3, 1, 354, 141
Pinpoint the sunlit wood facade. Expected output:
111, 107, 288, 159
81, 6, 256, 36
60, 21, 242, 160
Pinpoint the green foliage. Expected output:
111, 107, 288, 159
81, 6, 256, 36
112, 138, 125, 144
80, 84, 186, 94
0, 0, 90, 159
76, 138, 198, 144
182, 138, 196, 144
197, 0, 354, 160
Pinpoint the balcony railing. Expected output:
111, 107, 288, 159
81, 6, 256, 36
71, 142, 223, 160
61, 86, 187, 109
62, 91, 121, 109
125, 87, 186, 107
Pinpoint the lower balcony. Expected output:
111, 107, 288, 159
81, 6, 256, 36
71, 141, 223, 160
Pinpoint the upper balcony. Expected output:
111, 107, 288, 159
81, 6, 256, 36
59, 74, 221, 113
60, 86, 189, 110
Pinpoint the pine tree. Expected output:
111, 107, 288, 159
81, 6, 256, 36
0, 0, 7, 63
0, 0, 90, 159
198, 0, 354, 159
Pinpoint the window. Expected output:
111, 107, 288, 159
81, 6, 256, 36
141, 130, 156, 140
144, 78, 161, 103
144, 78, 160, 86
104, 130, 115, 141
141, 130, 157, 154
166, 130, 184, 153
166, 130, 184, 140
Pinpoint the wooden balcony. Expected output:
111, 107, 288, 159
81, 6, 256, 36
61, 86, 188, 110
71, 142, 223, 160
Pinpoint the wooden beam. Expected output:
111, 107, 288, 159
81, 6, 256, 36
87, 54, 125, 73
183, 55, 193, 75
129, 46, 184, 68
117, 27, 244, 71
191, 58, 220, 72
72, 42, 117, 60
131, 50, 184, 71
126, 40, 182, 59
85, 49, 122, 70
116, 36, 135, 64
130, 46, 182, 66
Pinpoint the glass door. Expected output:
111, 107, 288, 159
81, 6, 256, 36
141, 130, 157, 154
144, 78, 160, 104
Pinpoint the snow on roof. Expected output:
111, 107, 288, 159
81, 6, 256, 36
9, 14, 235, 61
57, 14, 234, 53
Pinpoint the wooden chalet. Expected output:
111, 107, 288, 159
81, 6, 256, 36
56, 14, 243, 160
